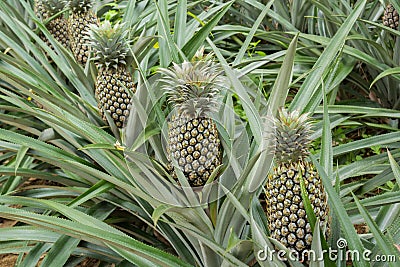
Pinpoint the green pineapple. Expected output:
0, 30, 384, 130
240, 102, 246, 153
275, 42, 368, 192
383, 3, 399, 30
67, 0, 98, 65
159, 61, 223, 187
265, 109, 330, 257
39, 0, 69, 49
88, 21, 133, 128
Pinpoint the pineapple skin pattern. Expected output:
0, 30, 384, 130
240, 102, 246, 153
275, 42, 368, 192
168, 115, 221, 187
383, 3, 399, 30
35, 0, 69, 50
43, 17, 70, 50
34, 0, 49, 20
95, 68, 133, 127
265, 109, 330, 257
68, 0, 98, 65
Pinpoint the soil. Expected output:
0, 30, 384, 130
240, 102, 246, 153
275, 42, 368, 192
0, 254, 18, 267
354, 223, 369, 234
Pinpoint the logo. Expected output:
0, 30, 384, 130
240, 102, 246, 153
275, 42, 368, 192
257, 238, 397, 263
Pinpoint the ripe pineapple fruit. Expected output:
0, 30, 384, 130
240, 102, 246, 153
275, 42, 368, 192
67, 0, 98, 65
383, 3, 399, 30
265, 109, 330, 256
39, 0, 69, 50
159, 61, 224, 187
88, 21, 133, 128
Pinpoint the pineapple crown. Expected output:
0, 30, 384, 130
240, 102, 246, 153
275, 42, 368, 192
88, 21, 131, 70
191, 46, 214, 62
68, 0, 93, 13
272, 108, 313, 164
159, 60, 225, 118
43, 0, 68, 15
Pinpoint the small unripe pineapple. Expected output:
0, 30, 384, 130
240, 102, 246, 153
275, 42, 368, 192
265, 109, 330, 258
383, 4, 399, 30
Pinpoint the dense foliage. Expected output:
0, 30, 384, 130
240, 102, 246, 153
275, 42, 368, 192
0, 0, 400, 266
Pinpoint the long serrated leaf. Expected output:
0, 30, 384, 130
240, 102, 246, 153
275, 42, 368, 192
0, 226, 60, 243
333, 132, 400, 157
108, 245, 160, 267
267, 33, 299, 117
122, 0, 137, 28
152, 204, 174, 227
370, 67, 400, 88
182, 1, 233, 59
208, 40, 263, 145
128, 121, 161, 151
299, 174, 317, 232
21, 243, 52, 267
289, 0, 367, 113
344, 191, 400, 210
226, 228, 241, 252
79, 143, 117, 150
165, 220, 248, 267
14, 145, 29, 176
154, 0, 180, 65
67, 180, 114, 208
233, 0, 274, 65
39, 236, 80, 267
0, 201, 192, 267
320, 84, 333, 179
0, 129, 93, 166
309, 219, 323, 267
353, 193, 400, 267
388, 150, 400, 187
174, 0, 187, 48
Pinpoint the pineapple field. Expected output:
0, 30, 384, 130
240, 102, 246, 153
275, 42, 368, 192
1, 0, 400, 266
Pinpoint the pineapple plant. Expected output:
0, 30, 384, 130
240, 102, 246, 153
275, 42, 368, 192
265, 109, 330, 258
383, 3, 399, 30
67, 0, 98, 65
88, 21, 133, 128
39, 0, 69, 50
159, 61, 224, 187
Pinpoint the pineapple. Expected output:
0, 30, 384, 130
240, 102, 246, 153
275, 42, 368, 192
159, 61, 223, 187
67, 0, 98, 65
383, 3, 399, 30
265, 109, 330, 258
40, 0, 69, 49
88, 21, 133, 128
34, 0, 50, 20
